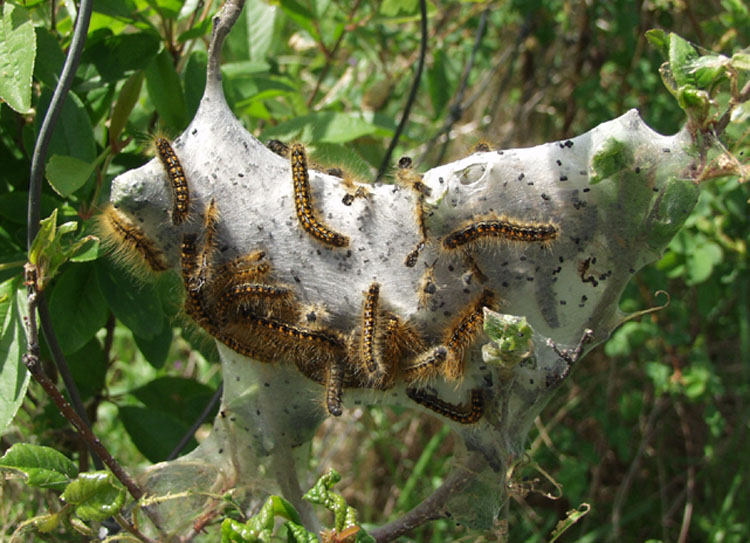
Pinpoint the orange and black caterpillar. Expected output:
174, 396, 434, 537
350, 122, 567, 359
402, 346, 448, 382
441, 289, 497, 380
97, 205, 169, 274
397, 156, 430, 268
442, 214, 559, 251
154, 137, 190, 225
406, 387, 484, 424
358, 283, 384, 380
290, 144, 350, 248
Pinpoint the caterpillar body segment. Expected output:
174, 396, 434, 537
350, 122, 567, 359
442, 213, 559, 252
406, 387, 484, 424
97, 205, 169, 275
441, 289, 498, 380
290, 144, 350, 248
154, 137, 190, 225
402, 346, 448, 383
396, 156, 430, 268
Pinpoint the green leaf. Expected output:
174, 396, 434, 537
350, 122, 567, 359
133, 325, 172, 369
69, 236, 101, 263
246, 0, 280, 61
96, 258, 163, 339
731, 52, 750, 72
130, 376, 217, 427
0, 277, 29, 434
145, 0, 182, 18
119, 405, 197, 462
0, 443, 78, 491
110, 71, 145, 145
178, 16, 212, 42
589, 137, 632, 184
33, 26, 65, 88
645, 361, 671, 395
686, 241, 722, 285
84, 30, 160, 82
644, 29, 668, 58
29, 209, 99, 290
285, 522, 318, 543
67, 338, 107, 402
262, 112, 378, 144
155, 270, 184, 318
307, 142, 374, 181
145, 48, 188, 131
278, 0, 318, 40
61, 471, 126, 521
35, 89, 96, 163
304, 469, 356, 532
221, 495, 303, 543
48, 263, 109, 354
668, 33, 699, 88
427, 49, 451, 118
184, 50, 207, 119
0, 191, 58, 226
380, 0, 419, 17
645, 177, 700, 251
45, 155, 95, 197
0, 3, 36, 113
549, 504, 590, 542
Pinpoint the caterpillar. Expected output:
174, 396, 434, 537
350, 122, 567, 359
154, 137, 190, 225
442, 213, 559, 251
396, 156, 430, 268
196, 199, 220, 286
441, 289, 497, 380
402, 346, 448, 383
214, 283, 294, 325
326, 359, 346, 417
97, 205, 168, 274
406, 387, 484, 424
578, 257, 599, 287
181, 233, 218, 332
358, 283, 384, 381
290, 144, 350, 248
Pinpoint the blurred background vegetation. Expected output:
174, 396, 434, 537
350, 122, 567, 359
1, 0, 748, 541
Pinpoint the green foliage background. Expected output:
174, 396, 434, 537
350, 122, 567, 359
1, 0, 748, 541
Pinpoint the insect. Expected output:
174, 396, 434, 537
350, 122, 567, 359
442, 213, 559, 251
354, 283, 386, 384
578, 257, 599, 287
471, 141, 493, 153
406, 387, 484, 424
97, 205, 169, 274
441, 289, 497, 380
290, 144, 350, 248
397, 156, 430, 268
154, 136, 190, 225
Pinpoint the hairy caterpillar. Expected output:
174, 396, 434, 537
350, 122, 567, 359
154, 136, 190, 225
97, 205, 169, 274
290, 144, 350, 248
406, 387, 484, 424
442, 213, 559, 251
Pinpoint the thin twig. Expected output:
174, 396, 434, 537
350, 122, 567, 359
714, 78, 750, 136
375, 0, 428, 181
369, 454, 486, 542
26, 0, 103, 472
306, 0, 364, 108
674, 401, 695, 543
608, 395, 666, 542
428, 8, 490, 165
166, 382, 224, 461
114, 513, 158, 543
23, 268, 144, 502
